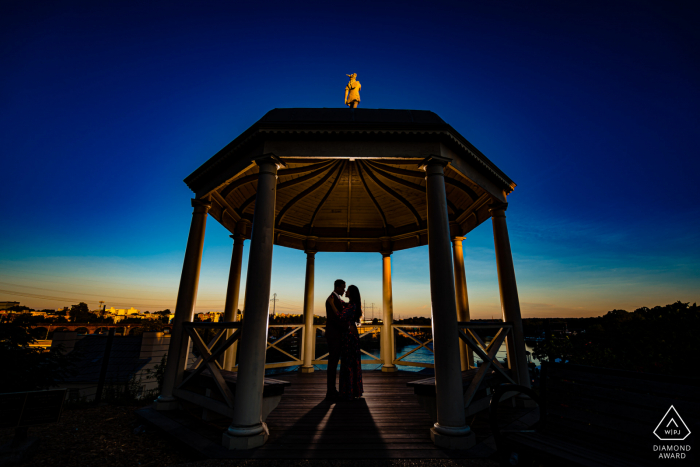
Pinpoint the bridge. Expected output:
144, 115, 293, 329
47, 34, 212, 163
26, 322, 173, 336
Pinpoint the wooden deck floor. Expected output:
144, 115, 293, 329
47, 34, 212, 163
138, 370, 522, 460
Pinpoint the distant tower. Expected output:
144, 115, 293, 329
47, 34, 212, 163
270, 293, 279, 317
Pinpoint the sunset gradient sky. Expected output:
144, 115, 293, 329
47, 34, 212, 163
1, 1, 698, 318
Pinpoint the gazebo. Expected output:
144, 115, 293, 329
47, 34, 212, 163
153, 108, 529, 450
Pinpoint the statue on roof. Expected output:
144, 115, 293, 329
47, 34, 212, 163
344, 73, 361, 108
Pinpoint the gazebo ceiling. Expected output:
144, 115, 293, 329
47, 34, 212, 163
185, 109, 516, 253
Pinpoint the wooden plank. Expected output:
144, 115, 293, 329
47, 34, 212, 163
228, 449, 455, 459
268, 433, 431, 441
182, 322, 241, 329
392, 360, 434, 368
251, 442, 439, 451
458, 321, 513, 329
141, 370, 507, 460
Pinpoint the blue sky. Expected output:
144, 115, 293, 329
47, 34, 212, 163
1, 0, 698, 317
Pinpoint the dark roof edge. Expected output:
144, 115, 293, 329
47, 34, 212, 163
184, 108, 515, 193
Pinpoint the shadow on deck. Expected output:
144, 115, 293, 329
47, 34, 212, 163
137, 370, 533, 460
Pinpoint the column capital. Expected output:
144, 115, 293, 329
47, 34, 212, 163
380, 236, 393, 256
191, 198, 212, 213
488, 202, 509, 217
304, 249, 317, 256
253, 154, 287, 171
380, 251, 392, 258
234, 219, 250, 236
451, 236, 466, 244
230, 233, 246, 244
418, 155, 452, 171
304, 236, 318, 252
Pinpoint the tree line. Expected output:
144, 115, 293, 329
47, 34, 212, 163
531, 301, 697, 376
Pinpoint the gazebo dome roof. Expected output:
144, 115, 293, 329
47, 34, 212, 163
185, 108, 516, 252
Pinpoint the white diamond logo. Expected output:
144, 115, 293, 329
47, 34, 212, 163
654, 405, 691, 441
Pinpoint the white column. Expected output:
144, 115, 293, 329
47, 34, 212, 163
154, 198, 211, 410
300, 248, 316, 373
452, 236, 473, 370
223, 232, 245, 371
490, 202, 530, 388
381, 251, 397, 372
423, 156, 474, 449
223, 155, 285, 449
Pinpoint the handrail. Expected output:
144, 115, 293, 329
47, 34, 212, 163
391, 324, 435, 368
177, 321, 242, 407
312, 324, 382, 365
182, 322, 241, 329
458, 320, 517, 408
264, 324, 304, 369
357, 325, 382, 364
182, 322, 305, 372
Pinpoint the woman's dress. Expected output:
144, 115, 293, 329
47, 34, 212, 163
337, 302, 363, 400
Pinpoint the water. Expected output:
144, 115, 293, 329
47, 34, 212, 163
286, 342, 540, 374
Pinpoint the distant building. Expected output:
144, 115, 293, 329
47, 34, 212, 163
0, 301, 20, 311
197, 311, 223, 322
105, 306, 141, 316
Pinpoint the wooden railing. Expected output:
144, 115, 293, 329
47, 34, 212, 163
265, 324, 304, 369
178, 319, 520, 380
392, 324, 434, 368
357, 325, 382, 364
177, 321, 241, 408
457, 320, 517, 407
312, 324, 382, 365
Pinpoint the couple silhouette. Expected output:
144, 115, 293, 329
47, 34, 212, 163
324, 279, 363, 401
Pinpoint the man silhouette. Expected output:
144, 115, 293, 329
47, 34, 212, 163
325, 279, 346, 399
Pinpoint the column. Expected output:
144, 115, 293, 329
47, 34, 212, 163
223, 231, 246, 371
300, 248, 316, 373
423, 156, 474, 449
224, 155, 285, 449
452, 236, 473, 371
380, 252, 397, 372
154, 198, 211, 410
490, 202, 530, 388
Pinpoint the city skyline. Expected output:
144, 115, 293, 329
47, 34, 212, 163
2, 1, 698, 318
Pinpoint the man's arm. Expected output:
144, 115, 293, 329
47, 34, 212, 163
327, 294, 340, 316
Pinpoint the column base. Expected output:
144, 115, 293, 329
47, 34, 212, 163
299, 366, 314, 373
152, 396, 180, 411
430, 427, 475, 450
222, 424, 269, 450
381, 365, 398, 373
